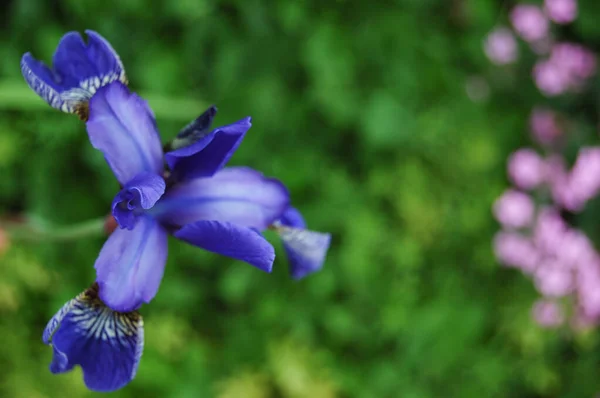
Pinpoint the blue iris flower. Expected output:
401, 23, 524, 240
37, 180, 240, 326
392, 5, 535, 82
85, 81, 331, 313
24, 31, 331, 392
86, 81, 278, 312
21, 30, 127, 119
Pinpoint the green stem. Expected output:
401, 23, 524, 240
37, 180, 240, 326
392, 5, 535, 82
1, 217, 106, 243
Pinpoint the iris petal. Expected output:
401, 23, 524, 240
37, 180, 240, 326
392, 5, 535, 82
20, 30, 126, 116
278, 226, 331, 280
152, 167, 290, 230
43, 284, 144, 392
278, 207, 331, 279
174, 220, 275, 272
165, 117, 251, 180
169, 105, 218, 150
280, 207, 306, 229
95, 215, 168, 312
86, 82, 164, 185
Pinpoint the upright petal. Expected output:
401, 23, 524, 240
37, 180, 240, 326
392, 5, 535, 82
43, 284, 143, 392
174, 220, 275, 272
21, 30, 126, 116
112, 172, 166, 230
152, 167, 290, 230
86, 82, 164, 185
169, 105, 218, 150
165, 117, 251, 180
95, 215, 168, 312
277, 207, 331, 279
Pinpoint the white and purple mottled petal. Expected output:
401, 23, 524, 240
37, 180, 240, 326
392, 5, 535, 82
21, 30, 126, 115
43, 285, 144, 392
278, 207, 331, 279
95, 215, 168, 312
111, 172, 166, 230
165, 117, 251, 180
174, 220, 275, 272
152, 167, 290, 230
86, 82, 164, 185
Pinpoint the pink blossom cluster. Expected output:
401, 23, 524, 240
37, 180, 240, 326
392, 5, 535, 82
483, 0, 595, 97
494, 203, 600, 328
485, 0, 600, 329
534, 43, 596, 96
508, 143, 600, 212
551, 148, 600, 211
494, 138, 600, 328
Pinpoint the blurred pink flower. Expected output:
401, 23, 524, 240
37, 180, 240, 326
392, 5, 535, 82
529, 108, 562, 145
534, 263, 574, 297
550, 43, 596, 80
566, 147, 600, 209
493, 190, 535, 228
542, 155, 579, 210
484, 27, 518, 65
552, 178, 581, 211
576, 258, 600, 292
507, 148, 545, 190
532, 299, 564, 327
494, 231, 539, 272
544, 0, 577, 24
534, 43, 596, 96
533, 59, 570, 96
557, 230, 596, 269
533, 207, 566, 255
578, 281, 600, 318
510, 5, 549, 42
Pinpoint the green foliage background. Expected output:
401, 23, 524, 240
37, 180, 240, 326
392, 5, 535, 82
1, 0, 599, 397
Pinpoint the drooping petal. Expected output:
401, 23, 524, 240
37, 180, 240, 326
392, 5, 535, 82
174, 220, 275, 272
43, 298, 76, 346
169, 105, 217, 150
165, 117, 251, 180
95, 215, 168, 312
111, 172, 166, 230
43, 284, 143, 392
277, 207, 331, 279
278, 226, 331, 280
86, 82, 164, 185
20, 30, 126, 116
152, 167, 290, 230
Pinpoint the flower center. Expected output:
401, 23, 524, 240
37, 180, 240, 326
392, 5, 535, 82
112, 188, 144, 230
